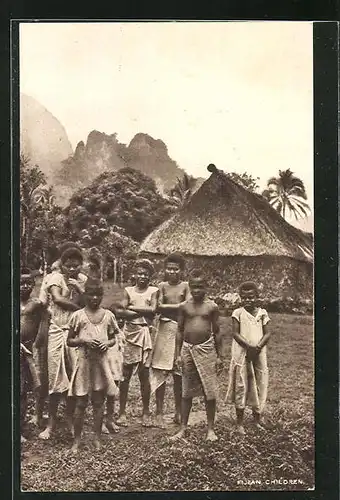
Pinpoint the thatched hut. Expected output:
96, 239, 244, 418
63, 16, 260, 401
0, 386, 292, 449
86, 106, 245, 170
139, 165, 313, 300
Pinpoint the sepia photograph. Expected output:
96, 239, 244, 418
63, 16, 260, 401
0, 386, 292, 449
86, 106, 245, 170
18, 21, 314, 492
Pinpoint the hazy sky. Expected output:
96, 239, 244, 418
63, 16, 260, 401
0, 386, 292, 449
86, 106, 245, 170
20, 21, 313, 204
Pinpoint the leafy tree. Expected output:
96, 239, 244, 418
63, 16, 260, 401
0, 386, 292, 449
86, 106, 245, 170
66, 167, 176, 243
20, 155, 68, 268
262, 169, 310, 220
226, 172, 260, 193
20, 155, 47, 266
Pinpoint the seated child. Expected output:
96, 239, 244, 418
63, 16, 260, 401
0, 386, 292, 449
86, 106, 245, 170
225, 281, 271, 435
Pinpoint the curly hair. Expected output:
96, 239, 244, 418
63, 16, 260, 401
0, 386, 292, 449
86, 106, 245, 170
164, 252, 186, 270
238, 281, 259, 296
135, 258, 154, 276
60, 247, 84, 265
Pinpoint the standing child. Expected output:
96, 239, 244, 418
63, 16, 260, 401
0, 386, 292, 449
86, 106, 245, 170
150, 252, 190, 428
38, 247, 87, 440
225, 281, 271, 435
67, 278, 121, 453
115, 259, 158, 428
20, 268, 45, 441
171, 270, 223, 442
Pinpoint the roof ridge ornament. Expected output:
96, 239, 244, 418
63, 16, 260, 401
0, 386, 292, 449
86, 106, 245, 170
207, 164, 218, 174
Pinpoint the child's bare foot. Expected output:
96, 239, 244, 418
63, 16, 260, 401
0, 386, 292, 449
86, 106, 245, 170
253, 422, 266, 431
173, 413, 181, 425
234, 425, 246, 436
70, 440, 80, 454
93, 438, 101, 451
206, 429, 218, 442
102, 423, 110, 434
38, 427, 52, 440
169, 428, 187, 441
154, 415, 166, 429
105, 420, 120, 434
116, 414, 128, 427
141, 414, 153, 427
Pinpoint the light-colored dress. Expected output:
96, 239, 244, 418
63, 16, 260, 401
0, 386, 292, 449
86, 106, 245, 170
68, 308, 123, 397
225, 307, 270, 413
45, 272, 87, 394
123, 286, 158, 368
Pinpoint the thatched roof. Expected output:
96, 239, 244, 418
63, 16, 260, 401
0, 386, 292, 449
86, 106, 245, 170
140, 165, 313, 263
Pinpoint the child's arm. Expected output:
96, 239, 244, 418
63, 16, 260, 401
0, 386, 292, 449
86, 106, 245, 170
174, 304, 185, 367
256, 315, 272, 351
50, 286, 80, 311
157, 284, 186, 314
232, 317, 253, 350
114, 290, 140, 320
67, 315, 101, 349
98, 313, 121, 351
33, 305, 50, 348
128, 289, 159, 318
211, 303, 223, 357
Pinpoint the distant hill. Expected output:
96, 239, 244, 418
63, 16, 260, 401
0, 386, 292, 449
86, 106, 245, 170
56, 130, 204, 202
20, 94, 73, 205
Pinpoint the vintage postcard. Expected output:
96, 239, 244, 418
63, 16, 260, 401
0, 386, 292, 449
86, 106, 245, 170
17, 20, 317, 492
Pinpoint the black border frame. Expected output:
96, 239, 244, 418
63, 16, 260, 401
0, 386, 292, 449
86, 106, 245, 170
0, 9, 338, 500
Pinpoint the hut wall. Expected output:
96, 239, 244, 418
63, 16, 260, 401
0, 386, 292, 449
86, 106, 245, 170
140, 252, 313, 300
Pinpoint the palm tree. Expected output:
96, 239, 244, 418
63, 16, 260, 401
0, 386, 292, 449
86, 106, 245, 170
33, 186, 56, 210
169, 173, 197, 208
262, 169, 311, 220
20, 155, 46, 264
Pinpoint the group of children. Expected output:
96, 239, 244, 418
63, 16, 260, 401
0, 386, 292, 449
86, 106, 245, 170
20, 245, 272, 452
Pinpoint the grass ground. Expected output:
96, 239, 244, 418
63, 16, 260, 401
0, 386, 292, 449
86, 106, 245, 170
21, 282, 314, 492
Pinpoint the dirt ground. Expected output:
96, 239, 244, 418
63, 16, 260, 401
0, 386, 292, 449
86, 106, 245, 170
21, 281, 314, 492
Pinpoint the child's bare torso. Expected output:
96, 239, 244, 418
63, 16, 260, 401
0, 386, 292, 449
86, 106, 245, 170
182, 299, 216, 345
160, 281, 189, 321
20, 299, 42, 346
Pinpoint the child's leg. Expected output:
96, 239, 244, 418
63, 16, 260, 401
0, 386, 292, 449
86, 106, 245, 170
117, 364, 133, 425
20, 388, 28, 439
39, 392, 62, 439
235, 407, 246, 435
91, 390, 105, 449
65, 396, 76, 434
71, 395, 88, 453
105, 394, 120, 433
170, 397, 192, 440
155, 382, 166, 428
204, 396, 218, 441
173, 373, 182, 424
138, 365, 151, 426
252, 409, 266, 430
34, 390, 46, 428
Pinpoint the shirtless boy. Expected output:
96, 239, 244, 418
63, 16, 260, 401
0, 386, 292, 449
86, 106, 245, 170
20, 268, 45, 441
171, 270, 223, 442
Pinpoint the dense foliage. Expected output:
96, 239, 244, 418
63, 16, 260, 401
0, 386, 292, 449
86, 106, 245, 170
226, 171, 260, 193
65, 167, 177, 243
20, 156, 68, 268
